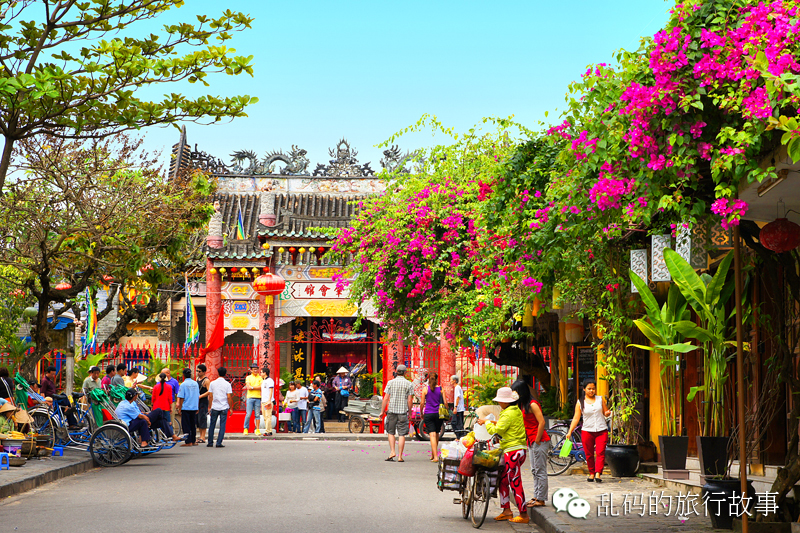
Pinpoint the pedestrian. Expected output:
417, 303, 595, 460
476, 386, 529, 524
177, 368, 200, 446
380, 364, 414, 462
207, 367, 233, 448
152, 373, 173, 413
450, 375, 465, 435
565, 379, 611, 482
316, 379, 326, 433
243, 363, 262, 435
511, 379, 549, 508
295, 381, 309, 433
260, 367, 275, 436
419, 371, 444, 462
284, 382, 298, 432
332, 366, 351, 422
162, 368, 180, 431
111, 364, 127, 388
0, 367, 14, 401
304, 381, 323, 433
196, 364, 210, 444
101, 364, 116, 390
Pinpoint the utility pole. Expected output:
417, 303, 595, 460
67, 320, 82, 393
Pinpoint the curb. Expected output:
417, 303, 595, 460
0, 455, 95, 499
526, 507, 583, 533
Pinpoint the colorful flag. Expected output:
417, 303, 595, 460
185, 283, 200, 346
236, 208, 245, 239
83, 289, 97, 354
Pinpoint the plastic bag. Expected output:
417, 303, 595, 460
458, 447, 476, 477
440, 440, 462, 460
460, 431, 476, 449
473, 446, 502, 469
559, 438, 573, 458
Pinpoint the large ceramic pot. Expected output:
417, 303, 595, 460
697, 436, 730, 477
659, 435, 689, 471
605, 444, 640, 477
701, 478, 756, 530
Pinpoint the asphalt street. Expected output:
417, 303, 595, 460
0, 439, 540, 533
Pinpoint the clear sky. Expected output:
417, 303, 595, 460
138, 0, 675, 171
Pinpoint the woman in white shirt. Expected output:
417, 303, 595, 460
565, 379, 611, 482
283, 382, 299, 433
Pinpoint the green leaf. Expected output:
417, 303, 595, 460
654, 342, 698, 353
664, 249, 710, 316
673, 321, 714, 343
687, 385, 705, 402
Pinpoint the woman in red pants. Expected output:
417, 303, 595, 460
565, 379, 611, 482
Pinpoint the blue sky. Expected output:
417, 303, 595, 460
138, 0, 674, 171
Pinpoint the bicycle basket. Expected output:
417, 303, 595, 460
472, 443, 502, 469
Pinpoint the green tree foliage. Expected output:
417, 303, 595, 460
0, 134, 213, 375
0, 1, 258, 189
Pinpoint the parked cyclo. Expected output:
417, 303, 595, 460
20, 374, 177, 467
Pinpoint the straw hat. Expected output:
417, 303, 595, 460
492, 387, 519, 404
336, 367, 348, 374
13, 409, 32, 424
0, 402, 15, 415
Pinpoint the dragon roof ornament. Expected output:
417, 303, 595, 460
313, 139, 374, 177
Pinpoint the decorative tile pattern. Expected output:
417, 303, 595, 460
630, 249, 648, 293
709, 224, 733, 249
676, 225, 691, 264
651, 234, 672, 282
690, 221, 708, 270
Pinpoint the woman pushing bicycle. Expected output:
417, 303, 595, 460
565, 379, 612, 482
475, 386, 529, 524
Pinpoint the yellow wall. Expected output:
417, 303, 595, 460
594, 324, 609, 398
649, 348, 662, 451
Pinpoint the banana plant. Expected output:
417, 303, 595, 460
664, 248, 735, 438
628, 270, 694, 437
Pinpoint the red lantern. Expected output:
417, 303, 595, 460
760, 218, 800, 253
54, 282, 72, 291
252, 273, 286, 305
231, 267, 238, 273
102, 275, 114, 283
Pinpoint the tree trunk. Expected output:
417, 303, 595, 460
20, 293, 52, 379
0, 137, 14, 192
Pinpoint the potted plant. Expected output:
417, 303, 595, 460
629, 270, 694, 474
602, 344, 642, 477
664, 249, 735, 479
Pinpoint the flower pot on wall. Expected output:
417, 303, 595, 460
701, 478, 756, 530
697, 436, 730, 478
658, 435, 689, 470
605, 444, 640, 477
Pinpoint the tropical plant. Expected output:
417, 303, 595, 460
464, 367, 510, 408
3, 338, 35, 371
140, 353, 182, 388
628, 271, 694, 437
357, 372, 383, 398
73, 352, 106, 392
664, 249, 736, 438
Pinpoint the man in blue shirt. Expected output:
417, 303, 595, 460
116, 388, 179, 447
303, 381, 323, 434
177, 368, 200, 446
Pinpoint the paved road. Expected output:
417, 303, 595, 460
0, 440, 540, 533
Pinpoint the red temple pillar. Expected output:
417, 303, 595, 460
205, 259, 223, 380
439, 323, 456, 402
385, 329, 404, 385
257, 290, 276, 375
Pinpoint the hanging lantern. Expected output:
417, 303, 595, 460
565, 317, 584, 343
23, 307, 38, 318
231, 267, 238, 273
251, 267, 259, 275
54, 282, 72, 291
532, 297, 542, 317
278, 247, 285, 254
760, 218, 800, 253
309, 247, 316, 253
262, 243, 269, 249
219, 267, 226, 274
253, 272, 287, 305
102, 275, 114, 283
551, 287, 562, 310
522, 304, 534, 327
298, 247, 306, 254
210, 268, 217, 275
262, 267, 269, 273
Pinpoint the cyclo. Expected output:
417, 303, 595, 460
28, 378, 178, 466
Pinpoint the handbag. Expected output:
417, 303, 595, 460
340, 389, 349, 397
438, 387, 451, 420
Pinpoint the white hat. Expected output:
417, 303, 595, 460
492, 387, 519, 404
134, 374, 147, 384
336, 367, 348, 374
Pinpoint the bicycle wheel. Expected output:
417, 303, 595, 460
348, 415, 365, 433
89, 424, 132, 467
471, 471, 491, 528
31, 411, 55, 442
460, 476, 472, 519
546, 431, 575, 476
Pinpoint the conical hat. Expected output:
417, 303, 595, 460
0, 402, 15, 414
336, 367, 348, 374
13, 409, 32, 424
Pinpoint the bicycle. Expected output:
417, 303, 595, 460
463, 438, 501, 529
545, 417, 614, 476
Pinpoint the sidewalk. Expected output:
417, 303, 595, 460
520, 471, 715, 533
0, 450, 95, 499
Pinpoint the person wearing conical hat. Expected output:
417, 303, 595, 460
332, 366, 351, 423
0, 399, 18, 433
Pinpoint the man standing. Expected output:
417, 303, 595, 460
207, 367, 233, 448
243, 363, 262, 435
196, 364, 210, 444
162, 368, 180, 431
295, 381, 309, 433
304, 381, 323, 433
451, 375, 465, 435
101, 365, 115, 390
177, 368, 199, 446
380, 364, 414, 462
332, 367, 351, 422
111, 364, 127, 388
260, 368, 275, 436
